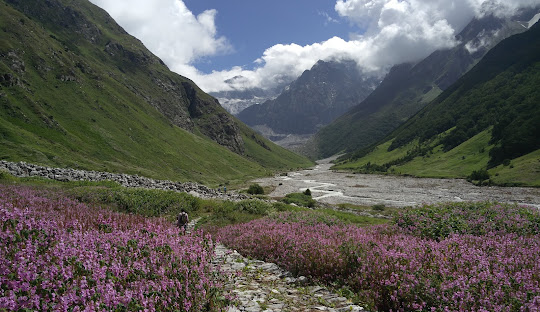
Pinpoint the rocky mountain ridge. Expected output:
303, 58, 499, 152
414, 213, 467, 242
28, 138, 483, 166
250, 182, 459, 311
211, 83, 286, 115
333, 20, 540, 186
4, 0, 245, 154
237, 60, 380, 149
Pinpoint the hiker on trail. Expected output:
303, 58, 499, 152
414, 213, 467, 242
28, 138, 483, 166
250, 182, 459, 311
177, 209, 189, 235
224, 186, 226, 193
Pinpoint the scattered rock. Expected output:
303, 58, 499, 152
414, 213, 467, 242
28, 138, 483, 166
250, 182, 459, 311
149, 216, 368, 311
0, 160, 251, 201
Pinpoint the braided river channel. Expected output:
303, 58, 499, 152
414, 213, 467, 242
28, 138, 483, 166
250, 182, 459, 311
253, 158, 540, 209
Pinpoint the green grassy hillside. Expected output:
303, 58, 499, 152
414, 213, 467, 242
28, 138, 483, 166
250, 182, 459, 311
0, 0, 312, 186
336, 130, 540, 186
333, 23, 540, 186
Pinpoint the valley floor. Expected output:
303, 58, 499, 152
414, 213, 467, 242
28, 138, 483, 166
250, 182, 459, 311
253, 158, 540, 209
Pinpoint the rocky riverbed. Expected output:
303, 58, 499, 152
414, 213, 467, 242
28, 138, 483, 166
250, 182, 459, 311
3, 159, 539, 209
253, 158, 540, 209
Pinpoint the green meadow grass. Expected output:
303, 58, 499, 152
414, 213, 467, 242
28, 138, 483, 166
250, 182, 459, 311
333, 129, 539, 186
489, 150, 540, 186
395, 129, 492, 178
1, 171, 389, 230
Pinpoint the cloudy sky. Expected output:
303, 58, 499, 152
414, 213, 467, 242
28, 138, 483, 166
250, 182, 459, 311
88, 0, 539, 93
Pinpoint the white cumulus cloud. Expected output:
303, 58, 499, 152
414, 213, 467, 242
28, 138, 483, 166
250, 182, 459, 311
89, 0, 539, 93
88, 0, 232, 68
201, 0, 539, 92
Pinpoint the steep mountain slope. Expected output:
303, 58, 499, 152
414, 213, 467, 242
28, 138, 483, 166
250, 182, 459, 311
237, 60, 379, 148
334, 22, 540, 186
0, 0, 312, 185
303, 9, 538, 159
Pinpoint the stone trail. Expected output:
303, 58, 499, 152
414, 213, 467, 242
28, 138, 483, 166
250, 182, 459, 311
185, 218, 366, 312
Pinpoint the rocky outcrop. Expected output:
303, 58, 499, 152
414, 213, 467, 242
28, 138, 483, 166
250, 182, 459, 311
182, 82, 245, 154
0, 160, 250, 201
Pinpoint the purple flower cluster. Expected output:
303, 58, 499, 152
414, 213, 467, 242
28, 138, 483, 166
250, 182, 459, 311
217, 210, 540, 311
0, 185, 225, 311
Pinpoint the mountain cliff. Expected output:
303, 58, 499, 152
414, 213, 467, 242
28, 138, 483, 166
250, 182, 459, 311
237, 60, 379, 149
0, 0, 312, 185
303, 9, 539, 159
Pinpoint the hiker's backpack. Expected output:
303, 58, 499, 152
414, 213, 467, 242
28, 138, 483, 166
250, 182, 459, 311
178, 212, 188, 226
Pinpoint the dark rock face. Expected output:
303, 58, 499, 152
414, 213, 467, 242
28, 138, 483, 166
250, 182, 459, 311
237, 60, 379, 136
182, 82, 245, 154
205, 113, 245, 155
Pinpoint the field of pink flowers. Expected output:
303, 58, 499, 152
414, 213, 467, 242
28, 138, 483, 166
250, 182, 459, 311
217, 204, 540, 311
0, 185, 227, 311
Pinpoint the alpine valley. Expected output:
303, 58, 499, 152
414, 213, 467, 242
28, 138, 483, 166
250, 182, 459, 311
333, 15, 540, 186
1, 1, 540, 311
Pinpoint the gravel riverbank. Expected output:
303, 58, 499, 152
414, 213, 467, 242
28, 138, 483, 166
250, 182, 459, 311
3, 159, 538, 209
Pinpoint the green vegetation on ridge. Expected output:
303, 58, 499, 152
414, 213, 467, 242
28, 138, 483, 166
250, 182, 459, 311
303, 12, 536, 160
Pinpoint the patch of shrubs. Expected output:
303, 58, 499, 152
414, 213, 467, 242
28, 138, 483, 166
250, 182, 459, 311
247, 183, 264, 195
68, 187, 200, 217
282, 192, 316, 208
467, 169, 490, 182
371, 204, 386, 211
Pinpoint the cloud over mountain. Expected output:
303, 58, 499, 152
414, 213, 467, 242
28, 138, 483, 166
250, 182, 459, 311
90, 0, 539, 93
88, 0, 232, 67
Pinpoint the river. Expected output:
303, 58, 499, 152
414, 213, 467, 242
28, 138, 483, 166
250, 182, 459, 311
253, 158, 540, 209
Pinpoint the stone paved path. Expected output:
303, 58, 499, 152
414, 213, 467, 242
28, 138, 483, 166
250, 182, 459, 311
186, 218, 366, 312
